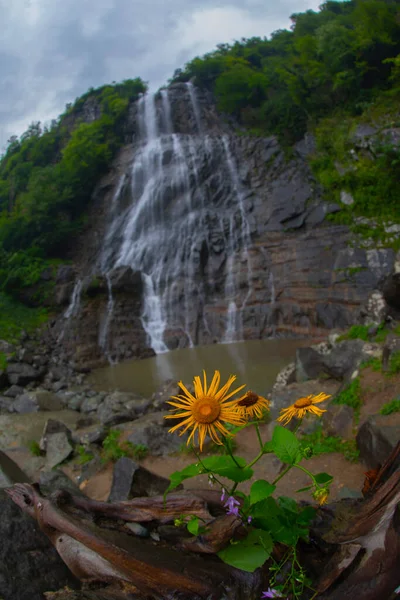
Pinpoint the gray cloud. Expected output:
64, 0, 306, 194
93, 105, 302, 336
0, 0, 321, 150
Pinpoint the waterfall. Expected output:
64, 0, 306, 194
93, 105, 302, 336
99, 86, 253, 354
186, 82, 202, 133
98, 273, 115, 363
57, 279, 83, 343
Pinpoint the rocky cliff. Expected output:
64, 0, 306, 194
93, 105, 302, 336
50, 83, 396, 369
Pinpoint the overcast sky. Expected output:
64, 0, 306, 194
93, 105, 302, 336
0, 0, 322, 150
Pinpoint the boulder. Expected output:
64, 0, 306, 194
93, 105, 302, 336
13, 390, 63, 414
4, 384, 24, 398
108, 456, 172, 502
38, 469, 86, 497
295, 340, 370, 382
322, 404, 354, 439
40, 419, 73, 452
45, 432, 74, 470
6, 363, 43, 386
0, 453, 78, 600
118, 411, 188, 456
356, 413, 400, 469
0, 396, 13, 413
96, 391, 151, 425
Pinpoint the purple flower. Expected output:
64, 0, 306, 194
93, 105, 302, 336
261, 589, 284, 599
247, 516, 253, 524
224, 495, 240, 516
220, 488, 226, 502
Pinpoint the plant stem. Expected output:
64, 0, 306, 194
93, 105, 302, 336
255, 423, 264, 451
246, 450, 264, 469
294, 463, 316, 483
272, 464, 293, 485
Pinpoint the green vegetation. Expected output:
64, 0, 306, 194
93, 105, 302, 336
388, 350, 400, 375
101, 429, 148, 462
360, 356, 382, 371
339, 324, 370, 341
333, 377, 362, 422
300, 426, 359, 462
28, 440, 42, 457
76, 445, 94, 465
0, 292, 48, 342
0, 79, 146, 304
380, 398, 400, 415
0, 352, 7, 370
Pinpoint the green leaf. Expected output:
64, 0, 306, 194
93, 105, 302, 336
314, 472, 333, 485
295, 485, 314, 493
217, 529, 272, 572
272, 426, 302, 465
166, 463, 204, 493
278, 496, 298, 513
201, 455, 254, 483
250, 480, 276, 505
263, 440, 274, 453
187, 517, 200, 536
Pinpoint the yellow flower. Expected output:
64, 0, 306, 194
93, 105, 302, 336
236, 391, 270, 420
277, 393, 330, 426
165, 370, 246, 451
313, 488, 329, 506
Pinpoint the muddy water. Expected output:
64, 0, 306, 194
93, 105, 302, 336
89, 339, 310, 397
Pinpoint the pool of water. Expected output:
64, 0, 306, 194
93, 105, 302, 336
88, 339, 310, 397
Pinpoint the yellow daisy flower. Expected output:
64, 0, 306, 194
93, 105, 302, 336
277, 392, 330, 426
236, 391, 270, 420
165, 370, 246, 451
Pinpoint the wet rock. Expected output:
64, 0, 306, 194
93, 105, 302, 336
0, 453, 78, 600
4, 384, 24, 397
81, 395, 103, 414
45, 432, 74, 470
40, 419, 73, 452
7, 362, 43, 386
109, 266, 143, 295
108, 456, 172, 502
356, 413, 400, 469
97, 391, 151, 425
14, 390, 64, 413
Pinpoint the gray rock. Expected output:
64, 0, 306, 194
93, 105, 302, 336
356, 414, 400, 469
52, 380, 67, 392
6, 362, 43, 386
4, 384, 24, 397
73, 425, 107, 445
125, 522, 150, 537
40, 419, 73, 452
45, 432, 74, 469
13, 394, 39, 413
39, 469, 86, 497
14, 390, 63, 413
0, 454, 78, 599
296, 340, 368, 382
108, 456, 172, 502
121, 411, 187, 456
96, 391, 151, 424
322, 404, 354, 439
0, 340, 15, 354
0, 449, 31, 488
81, 395, 103, 414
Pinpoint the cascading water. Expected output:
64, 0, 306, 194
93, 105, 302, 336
98, 86, 254, 354
98, 272, 115, 363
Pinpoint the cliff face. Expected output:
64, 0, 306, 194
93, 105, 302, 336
52, 83, 395, 369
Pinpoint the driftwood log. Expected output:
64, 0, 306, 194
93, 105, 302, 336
6, 443, 400, 600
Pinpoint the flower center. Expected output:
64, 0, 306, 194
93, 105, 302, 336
294, 396, 313, 408
192, 396, 221, 424
237, 391, 259, 407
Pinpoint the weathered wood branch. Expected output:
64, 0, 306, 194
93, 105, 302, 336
6, 443, 400, 600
